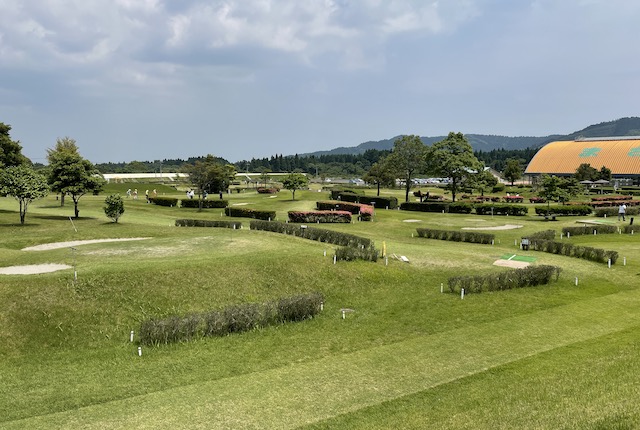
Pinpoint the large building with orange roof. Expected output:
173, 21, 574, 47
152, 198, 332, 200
525, 137, 640, 181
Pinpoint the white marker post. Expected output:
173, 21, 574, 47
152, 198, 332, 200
575, 277, 578, 286
624, 257, 627, 266
138, 346, 142, 357
440, 283, 443, 293
461, 288, 465, 300
130, 330, 134, 342
608, 258, 612, 268
333, 255, 337, 265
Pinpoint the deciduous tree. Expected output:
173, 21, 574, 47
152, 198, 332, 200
430, 132, 483, 202
503, 158, 524, 186
187, 154, 237, 210
363, 160, 395, 196
46, 137, 105, 218
385, 135, 429, 202
0, 165, 49, 224
0, 122, 30, 167
282, 172, 309, 200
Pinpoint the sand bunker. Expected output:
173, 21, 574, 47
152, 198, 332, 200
462, 224, 523, 231
493, 259, 530, 269
402, 219, 422, 223
0, 264, 72, 275
232, 203, 251, 206
22, 238, 151, 252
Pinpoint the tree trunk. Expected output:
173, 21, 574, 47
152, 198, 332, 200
377, 183, 380, 196
73, 199, 80, 218
404, 180, 411, 203
20, 200, 26, 225
60, 194, 65, 206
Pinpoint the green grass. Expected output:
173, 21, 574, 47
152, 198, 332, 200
1, 187, 639, 429
500, 254, 538, 262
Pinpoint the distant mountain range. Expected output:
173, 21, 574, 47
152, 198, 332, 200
302, 117, 640, 156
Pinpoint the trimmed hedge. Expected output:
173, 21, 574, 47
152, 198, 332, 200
225, 206, 276, 221
622, 224, 640, 234
528, 239, 618, 265
316, 200, 374, 221
594, 206, 640, 217
562, 225, 618, 236
534, 205, 592, 216
139, 292, 324, 345
400, 202, 473, 214
149, 196, 179, 207
180, 199, 229, 209
288, 210, 352, 223
527, 230, 556, 241
175, 219, 242, 229
335, 245, 379, 262
475, 204, 528, 216
250, 220, 373, 248
416, 228, 494, 244
359, 195, 399, 209
448, 265, 562, 294
257, 187, 279, 194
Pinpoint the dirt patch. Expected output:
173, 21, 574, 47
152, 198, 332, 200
0, 264, 72, 275
493, 259, 530, 269
462, 224, 523, 231
22, 238, 151, 252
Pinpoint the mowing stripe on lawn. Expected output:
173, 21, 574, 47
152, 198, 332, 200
4, 288, 640, 430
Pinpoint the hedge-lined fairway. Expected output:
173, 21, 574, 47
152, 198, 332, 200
1, 186, 639, 429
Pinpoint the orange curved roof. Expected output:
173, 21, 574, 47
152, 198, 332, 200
525, 138, 640, 175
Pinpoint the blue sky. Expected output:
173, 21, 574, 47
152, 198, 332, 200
1, 0, 639, 164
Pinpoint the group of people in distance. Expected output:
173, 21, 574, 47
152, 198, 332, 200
126, 188, 157, 203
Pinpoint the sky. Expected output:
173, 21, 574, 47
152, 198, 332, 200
1, 0, 639, 164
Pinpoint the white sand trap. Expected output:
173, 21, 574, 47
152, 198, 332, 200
493, 259, 530, 269
402, 219, 422, 223
232, 202, 251, 206
22, 237, 151, 252
462, 224, 523, 231
0, 264, 72, 275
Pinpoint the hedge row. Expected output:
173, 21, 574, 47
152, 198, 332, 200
180, 199, 229, 209
335, 245, 379, 262
528, 239, 618, 265
139, 292, 324, 345
528, 230, 556, 241
400, 202, 473, 214
594, 207, 640, 217
175, 219, 242, 229
257, 187, 279, 194
623, 225, 640, 234
288, 210, 352, 223
562, 225, 618, 236
225, 206, 276, 221
534, 206, 592, 216
149, 196, 179, 207
475, 204, 528, 216
447, 265, 562, 294
316, 200, 374, 221
416, 228, 494, 244
330, 191, 398, 209
329, 189, 364, 200
250, 220, 373, 248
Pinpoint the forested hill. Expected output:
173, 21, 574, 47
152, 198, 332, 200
303, 116, 640, 157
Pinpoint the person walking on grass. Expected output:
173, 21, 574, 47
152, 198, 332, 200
618, 203, 627, 221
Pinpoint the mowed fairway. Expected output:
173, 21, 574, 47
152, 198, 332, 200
1, 186, 639, 429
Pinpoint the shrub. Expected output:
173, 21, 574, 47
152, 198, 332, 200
150, 196, 179, 207
594, 206, 640, 217
526, 230, 556, 241
335, 245, 379, 262
359, 195, 399, 209
528, 238, 618, 265
475, 204, 528, 216
330, 189, 364, 200
622, 224, 640, 234
400, 202, 449, 213
562, 225, 618, 236
104, 194, 125, 223
316, 201, 374, 221
140, 292, 324, 345
250, 220, 373, 249
225, 206, 276, 221
180, 199, 229, 209
447, 265, 561, 294
416, 228, 494, 244
257, 187, 280, 194
534, 206, 592, 216
492, 183, 506, 193
288, 210, 352, 223
175, 219, 242, 229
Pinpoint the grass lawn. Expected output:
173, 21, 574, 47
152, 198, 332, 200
1, 185, 639, 429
